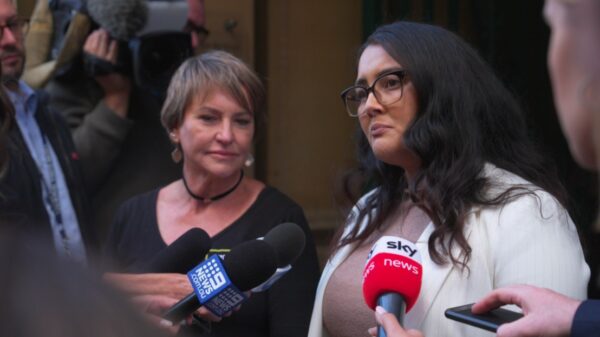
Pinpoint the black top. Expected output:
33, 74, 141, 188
104, 186, 321, 337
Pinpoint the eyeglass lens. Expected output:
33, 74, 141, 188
344, 72, 404, 116
0, 19, 28, 40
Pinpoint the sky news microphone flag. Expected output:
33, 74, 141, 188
363, 236, 423, 311
363, 236, 423, 337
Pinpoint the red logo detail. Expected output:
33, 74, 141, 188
71, 152, 79, 160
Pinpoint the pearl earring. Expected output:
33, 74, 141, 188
245, 153, 255, 167
171, 145, 182, 163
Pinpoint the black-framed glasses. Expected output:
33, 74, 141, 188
183, 20, 210, 41
340, 69, 407, 117
0, 17, 29, 41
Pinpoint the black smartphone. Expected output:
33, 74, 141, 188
445, 303, 523, 332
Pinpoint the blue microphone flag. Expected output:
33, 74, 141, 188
187, 255, 247, 317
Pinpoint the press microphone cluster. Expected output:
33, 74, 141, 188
162, 240, 277, 322
160, 222, 306, 322
362, 236, 423, 337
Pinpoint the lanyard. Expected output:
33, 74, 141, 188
40, 136, 72, 257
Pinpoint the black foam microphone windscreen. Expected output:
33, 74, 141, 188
262, 222, 306, 268
134, 228, 211, 274
221, 240, 278, 290
162, 240, 277, 322
87, 0, 149, 41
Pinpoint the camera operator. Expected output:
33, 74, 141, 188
44, 0, 207, 241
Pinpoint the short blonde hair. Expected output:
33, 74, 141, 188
161, 50, 265, 134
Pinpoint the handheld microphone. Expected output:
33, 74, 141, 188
86, 0, 149, 41
362, 236, 423, 337
133, 228, 211, 274
252, 222, 306, 292
162, 240, 277, 322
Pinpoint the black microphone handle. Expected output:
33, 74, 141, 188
162, 292, 199, 323
377, 292, 406, 337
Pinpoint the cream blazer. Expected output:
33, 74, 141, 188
308, 165, 590, 337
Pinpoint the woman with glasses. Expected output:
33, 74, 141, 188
307, 21, 589, 337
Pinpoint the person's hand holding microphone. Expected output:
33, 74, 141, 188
368, 306, 424, 337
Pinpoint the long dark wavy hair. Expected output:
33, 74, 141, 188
333, 21, 568, 269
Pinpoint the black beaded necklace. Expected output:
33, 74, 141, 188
182, 170, 244, 203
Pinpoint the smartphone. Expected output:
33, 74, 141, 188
445, 303, 523, 332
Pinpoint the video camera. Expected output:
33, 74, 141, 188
82, 31, 192, 99
86, 1, 193, 99
50, 0, 193, 99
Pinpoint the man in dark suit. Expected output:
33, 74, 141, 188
469, 0, 600, 336
0, 0, 94, 263
470, 1, 600, 336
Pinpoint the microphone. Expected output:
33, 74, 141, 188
362, 236, 423, 337
86, 0, 149, 41
252, 222, 306, 292
162, 240, 277, 322
133, 228, 211, 274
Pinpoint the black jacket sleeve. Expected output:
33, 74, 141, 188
572, 300, 600, 337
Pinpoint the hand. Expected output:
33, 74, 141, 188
131, 295, 221, 334
83, 29, 131, 117
104, 272, 237, 323
131, 294, 182, 335
472, 284, 581, 337
368, 306, 424, 337
103, 272, 193, 299
186, 291, 252, 323
104, 272, 248, 326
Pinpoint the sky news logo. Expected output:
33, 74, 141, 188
366, 236, 422, 263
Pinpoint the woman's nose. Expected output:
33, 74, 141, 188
362, 91, 383, 117
215, 122, 233, 143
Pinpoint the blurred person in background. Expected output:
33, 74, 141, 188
0, 230, 177, 337
44, 0, 209, 242
0, 0, 93, 264
0, 0, 202, 324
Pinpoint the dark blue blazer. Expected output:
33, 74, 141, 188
0, 90, 96, 252
572, 300, 600, 337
